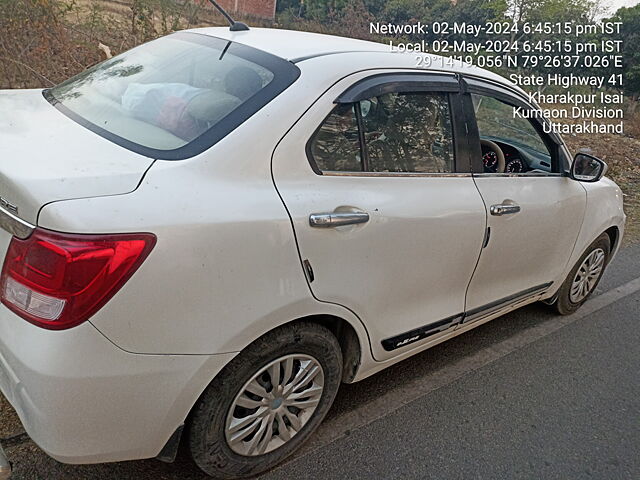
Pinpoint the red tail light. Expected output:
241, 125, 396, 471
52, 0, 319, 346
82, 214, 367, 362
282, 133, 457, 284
0, 228, 156, 330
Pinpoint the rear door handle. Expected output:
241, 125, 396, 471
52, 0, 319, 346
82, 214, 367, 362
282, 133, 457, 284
490, 204, 521, 216
309, 212, 370, 228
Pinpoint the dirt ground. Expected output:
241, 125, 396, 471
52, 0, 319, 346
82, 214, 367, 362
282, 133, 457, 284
563, 127, 640, 245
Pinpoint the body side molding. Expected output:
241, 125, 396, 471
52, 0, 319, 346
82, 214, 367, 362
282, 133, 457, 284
381, 313, 463, 351
381, 282, 553, 351
463, 282, 552, 324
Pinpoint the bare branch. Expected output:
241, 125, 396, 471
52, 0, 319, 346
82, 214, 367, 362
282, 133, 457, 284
0, 57, 55, 87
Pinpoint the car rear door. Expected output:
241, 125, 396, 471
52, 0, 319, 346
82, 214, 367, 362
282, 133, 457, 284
272, 71, 487, 361
461, 78, 586, 323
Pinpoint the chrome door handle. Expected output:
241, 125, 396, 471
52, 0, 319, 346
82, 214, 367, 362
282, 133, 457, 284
490, 204, 521, 216
309, 212, 370, 228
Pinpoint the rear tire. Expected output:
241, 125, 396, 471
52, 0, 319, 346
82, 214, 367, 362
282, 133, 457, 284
188, 322, 342, 479
554, 233, 610, 315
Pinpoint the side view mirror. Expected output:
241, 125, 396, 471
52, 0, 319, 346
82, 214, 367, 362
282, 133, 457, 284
571, 153, 608, 182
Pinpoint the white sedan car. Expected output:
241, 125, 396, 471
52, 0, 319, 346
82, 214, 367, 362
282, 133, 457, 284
0, 26, 625, 479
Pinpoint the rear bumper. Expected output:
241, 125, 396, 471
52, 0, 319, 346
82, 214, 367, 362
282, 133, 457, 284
0, 306, 235, 464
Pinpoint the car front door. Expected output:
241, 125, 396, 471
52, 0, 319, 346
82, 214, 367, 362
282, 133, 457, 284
272, 72, 487, 361
461, 79, 586, 322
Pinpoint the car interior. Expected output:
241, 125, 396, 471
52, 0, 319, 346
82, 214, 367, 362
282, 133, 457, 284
359, 92, 454, 173
50, 37, 273, 150
310, 91, 455, 174
473, 93, 554, 174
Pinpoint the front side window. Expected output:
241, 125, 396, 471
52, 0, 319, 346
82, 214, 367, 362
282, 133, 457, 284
45, 32, 300, 159
309, 91, 455, 174
473, 94, 554, 173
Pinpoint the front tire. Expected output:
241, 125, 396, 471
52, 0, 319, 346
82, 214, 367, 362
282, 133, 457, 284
188, 322, 342, 479
554, 233, 610, 315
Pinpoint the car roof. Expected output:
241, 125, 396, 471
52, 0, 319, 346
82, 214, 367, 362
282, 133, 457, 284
187, 27, 528, 99
187, 27, 391, 61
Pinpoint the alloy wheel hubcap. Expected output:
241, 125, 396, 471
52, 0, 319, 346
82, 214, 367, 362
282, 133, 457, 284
225, 354, 325, 456
570, 248, 605, 303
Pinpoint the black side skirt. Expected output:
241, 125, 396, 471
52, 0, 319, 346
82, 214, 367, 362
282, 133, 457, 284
381, 313, 463, 352
462, 282, 552, 324
381, 282, 552, 352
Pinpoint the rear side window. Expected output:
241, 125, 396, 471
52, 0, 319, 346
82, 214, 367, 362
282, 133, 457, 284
308, 104, 362, 172
361, 93, 453, 173
309, 92, 455, 174
45, 32, 300, 160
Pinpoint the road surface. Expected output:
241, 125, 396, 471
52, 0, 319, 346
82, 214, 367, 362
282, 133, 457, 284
2, 244, 639, 480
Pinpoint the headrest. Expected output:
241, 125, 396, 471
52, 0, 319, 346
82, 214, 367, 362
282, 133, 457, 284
224, 66, 263, 101
186, 91, 242, 124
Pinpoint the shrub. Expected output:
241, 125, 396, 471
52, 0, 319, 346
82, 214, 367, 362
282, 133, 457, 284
0, 0, 213, 89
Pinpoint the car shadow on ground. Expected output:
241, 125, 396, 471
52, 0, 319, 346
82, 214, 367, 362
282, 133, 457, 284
3, 301, 565, 480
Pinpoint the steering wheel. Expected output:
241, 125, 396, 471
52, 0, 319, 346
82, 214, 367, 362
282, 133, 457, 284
481, 139, 506, 173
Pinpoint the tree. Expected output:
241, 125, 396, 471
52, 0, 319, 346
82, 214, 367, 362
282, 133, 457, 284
303, 0, 351, 21
608, 5, 640, 99
454, 0, 508, 26
380, 0, 433, 25
523, 0, 600, 24
276, 0, 303, 14
502, 0, 605, 92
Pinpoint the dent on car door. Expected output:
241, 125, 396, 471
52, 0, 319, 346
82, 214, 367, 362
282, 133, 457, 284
272, 72, 487, 361
462, 80, 587, 320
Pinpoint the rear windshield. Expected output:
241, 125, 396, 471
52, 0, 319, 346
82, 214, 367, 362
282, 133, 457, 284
44, 32, 300, 160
